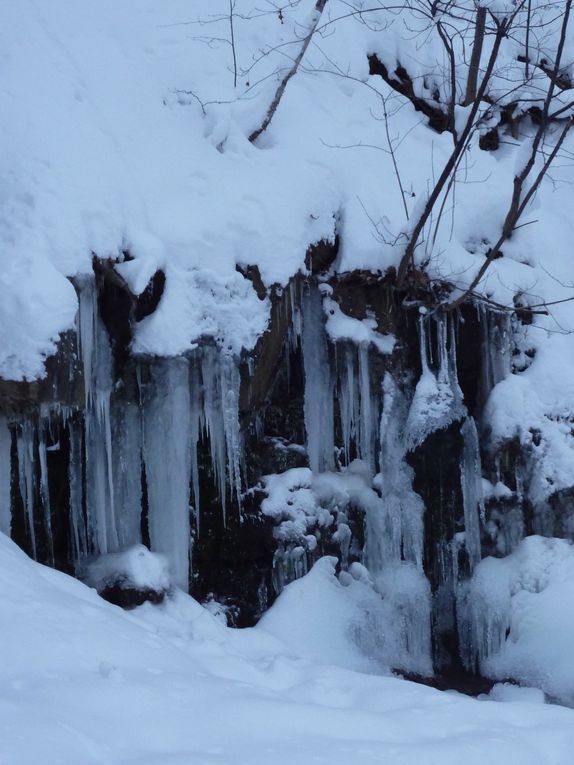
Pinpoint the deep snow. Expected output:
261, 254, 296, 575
3, 533, 574, 765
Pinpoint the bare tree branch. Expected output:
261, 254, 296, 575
249, 0, 328, 143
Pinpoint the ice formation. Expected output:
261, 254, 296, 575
0, 417, 11, 536
460, 416, 484, 573
302, 286, 335, 473
0, 276, 249, 593
404, 315, 465, 453
143, 358, 192, 591
78, 277, 118, 556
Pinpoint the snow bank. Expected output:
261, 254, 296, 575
259, 556, 390, 672
460, 535, 574, 705
3, 532, 574, 764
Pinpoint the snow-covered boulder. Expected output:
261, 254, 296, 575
84, 544, 170, 608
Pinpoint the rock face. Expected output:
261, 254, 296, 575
0, 262, 572, 683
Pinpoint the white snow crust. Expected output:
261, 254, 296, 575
84, 545, 170, 593
460, 535, 574, 705
3, 533, 574, 764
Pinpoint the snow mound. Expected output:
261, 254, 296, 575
259, 556, 390, 673
3, 532, 574, 764
460, 535, 574, 705
84, 544, 170, 593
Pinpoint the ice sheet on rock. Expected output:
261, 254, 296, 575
143, 358, 192, 591
404, 315, 466, 452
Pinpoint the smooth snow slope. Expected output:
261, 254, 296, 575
2, 533, 574, 765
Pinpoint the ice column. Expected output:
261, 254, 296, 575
460, 416, 484, 571
77, 277, 118, 555
338, 347, 358, 464
143, 358, 192, 591
358, 345, 375, 471
112, 400, 143, 549
16, 420, 36, 559
302, 287, 334, 473
68, 418, 88, 566
365, 373, 425, 571
0, 418, 11, 535
38, 423, 54, 566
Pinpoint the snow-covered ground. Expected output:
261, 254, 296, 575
2, 532, 574, 765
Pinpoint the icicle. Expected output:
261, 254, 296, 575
68, 418, 87, 566
112, 400, 142, 549
38, 423, 54, 566
365, 374, 425, 572
0, 417, 11, 536
460, 416, 483, 572
289, 279, 302, 345
77, 278, 118, 555
479, 306, 512, 405
404, 314, 466, 452
301, 286, 334, 473
189, 360, 201, 530
16, 420, 36, 559
143, 358, 192, 591
201, 346, 227, 518
220, 355, 242, 510
358, 344, 374, 470
337, 346, 357, 465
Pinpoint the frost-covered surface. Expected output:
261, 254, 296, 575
459, 535, 574, 705
4, 532, 574, 764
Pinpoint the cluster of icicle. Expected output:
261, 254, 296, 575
0, 274, 520, 675
0, 278, 243, 591
296, 287, 516, 673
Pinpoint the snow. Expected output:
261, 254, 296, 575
459, 535, 574, 706
84, 545, 170, 594
323, 295, 395, 354
2, 0, 574, 383
2, 2, 574, 755
0, 0, 573, 535
3, 533, 574, 764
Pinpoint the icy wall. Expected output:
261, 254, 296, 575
0, 265, 572, 680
